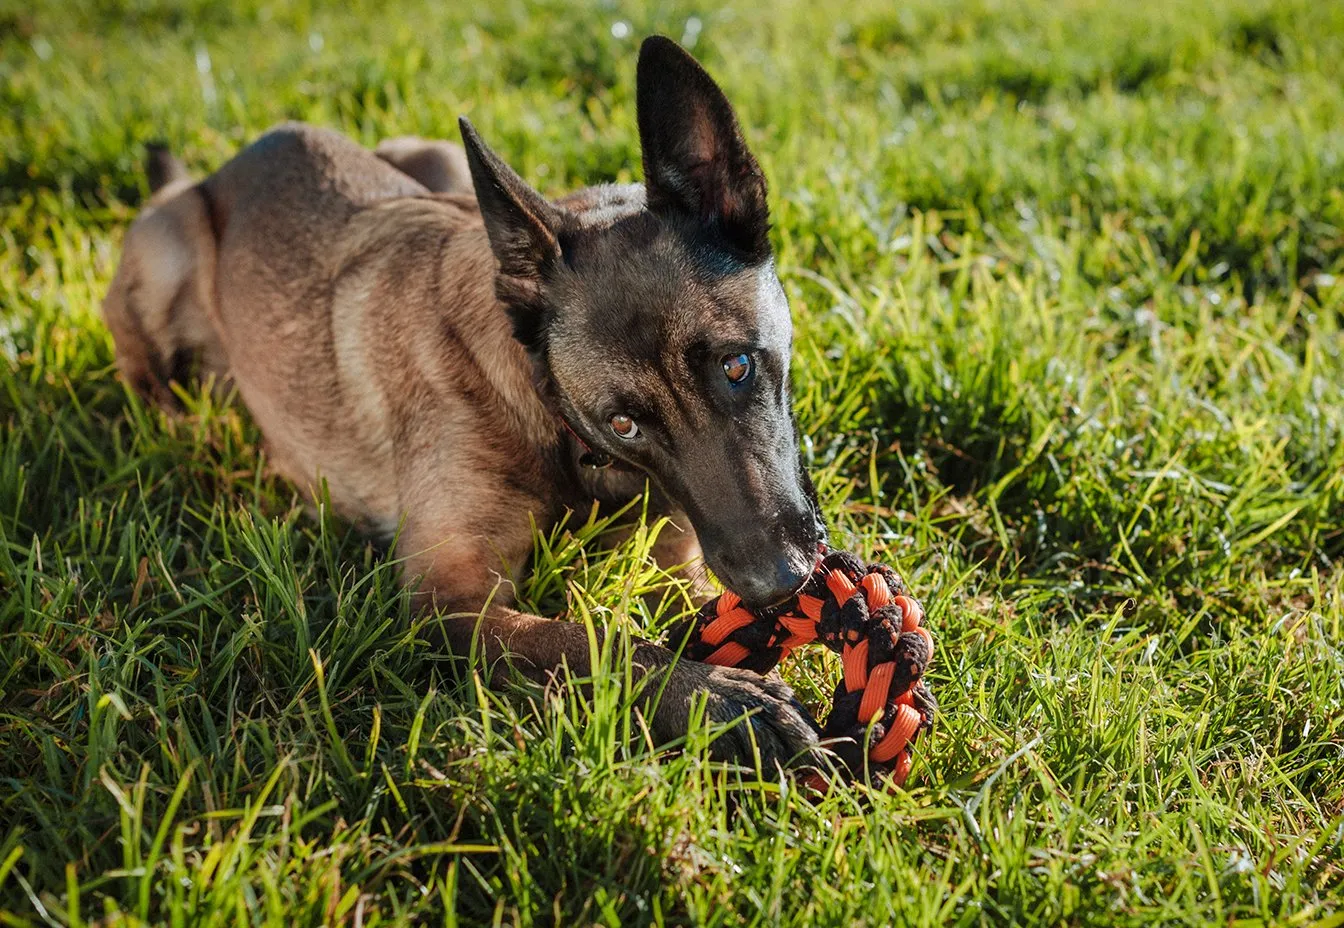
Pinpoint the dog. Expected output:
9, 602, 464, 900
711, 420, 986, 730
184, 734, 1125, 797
103, 36, 826, 770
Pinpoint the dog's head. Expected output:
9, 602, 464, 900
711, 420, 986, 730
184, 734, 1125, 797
460, 35, 823, 608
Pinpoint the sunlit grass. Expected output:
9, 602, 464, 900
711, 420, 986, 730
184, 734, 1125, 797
1, 0, 1342, 923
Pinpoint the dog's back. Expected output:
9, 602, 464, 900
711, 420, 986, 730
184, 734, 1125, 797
104, 123, 552, 532
204, 125, 438, 518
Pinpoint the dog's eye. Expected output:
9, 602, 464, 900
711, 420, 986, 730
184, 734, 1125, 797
722, 352, 753, 385
610, 414, 639, 439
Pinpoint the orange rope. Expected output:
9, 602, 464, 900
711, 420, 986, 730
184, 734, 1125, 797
704, 641, 751, 667
842, 640, 870, 692
670, 549, 936, 791
858, 662, 893, 723
699, 606, 755, 646
871, 704, 921, 763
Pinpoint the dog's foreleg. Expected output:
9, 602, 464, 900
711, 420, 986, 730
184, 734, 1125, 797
399, 523, 819, 770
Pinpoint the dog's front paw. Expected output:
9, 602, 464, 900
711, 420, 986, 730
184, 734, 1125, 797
653, 660, 822, 772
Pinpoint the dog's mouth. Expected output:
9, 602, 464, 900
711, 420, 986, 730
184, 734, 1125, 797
768, 543, 826, 606
726, 541, 827, 611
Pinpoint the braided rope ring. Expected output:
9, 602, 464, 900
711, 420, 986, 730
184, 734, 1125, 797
668, 550, 935, 789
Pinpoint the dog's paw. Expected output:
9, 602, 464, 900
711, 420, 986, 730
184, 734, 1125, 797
655, 661, 822, 773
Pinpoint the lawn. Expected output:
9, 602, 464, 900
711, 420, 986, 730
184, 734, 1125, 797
2, 0, 1343, 923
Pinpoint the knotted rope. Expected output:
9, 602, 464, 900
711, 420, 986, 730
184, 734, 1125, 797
668, 550, 935, 789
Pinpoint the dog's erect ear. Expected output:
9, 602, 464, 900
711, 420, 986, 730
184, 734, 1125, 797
459, 117, 565, 350
636, 36, 770, 262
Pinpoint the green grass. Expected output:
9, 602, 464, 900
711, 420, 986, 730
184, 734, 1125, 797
3, 0, 1343, 923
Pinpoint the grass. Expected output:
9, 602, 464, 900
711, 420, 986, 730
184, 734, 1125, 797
2, 0, 1343, 923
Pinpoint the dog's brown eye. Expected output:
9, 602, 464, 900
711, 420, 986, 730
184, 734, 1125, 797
610, 414, 639, 439
723, 352, 752, 384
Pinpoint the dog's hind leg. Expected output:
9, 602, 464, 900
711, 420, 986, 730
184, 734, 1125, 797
103, 147, 227, 407
374, 137, 472, 194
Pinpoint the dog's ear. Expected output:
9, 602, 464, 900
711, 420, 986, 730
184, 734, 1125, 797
636, 36, 770, 262
459, 117, 562, 348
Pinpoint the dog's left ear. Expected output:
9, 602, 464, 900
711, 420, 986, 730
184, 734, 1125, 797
636, 36, 770, 263
459, 117, 563, 350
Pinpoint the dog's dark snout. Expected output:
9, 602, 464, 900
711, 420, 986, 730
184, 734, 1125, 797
677, 424, 824, 610
704, 506, 820, 608
772, 553, 813, 599
724, 548, 814, 608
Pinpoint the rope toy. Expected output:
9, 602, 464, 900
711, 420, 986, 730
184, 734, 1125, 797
668, 550, 935, 789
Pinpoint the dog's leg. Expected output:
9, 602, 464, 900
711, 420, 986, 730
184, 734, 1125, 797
374, 137, 472, 194
398, 513, 820, 771
103, 149, 227, 406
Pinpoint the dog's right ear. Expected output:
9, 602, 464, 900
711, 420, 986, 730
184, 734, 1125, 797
636, 36, 771, 263
459, 117, 562, 347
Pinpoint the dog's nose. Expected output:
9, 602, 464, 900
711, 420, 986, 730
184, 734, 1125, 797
732, 554, 813, 610
773, 554, 812, 597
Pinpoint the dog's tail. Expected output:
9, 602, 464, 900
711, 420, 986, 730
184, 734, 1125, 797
145, 141, 190, 193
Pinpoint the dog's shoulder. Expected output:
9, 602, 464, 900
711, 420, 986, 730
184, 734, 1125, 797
329, 191, 484, 275
200, 122, 427, 239
220, 121, 415, 193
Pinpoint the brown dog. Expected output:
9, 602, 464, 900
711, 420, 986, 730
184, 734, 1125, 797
103, 36, 826, 769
